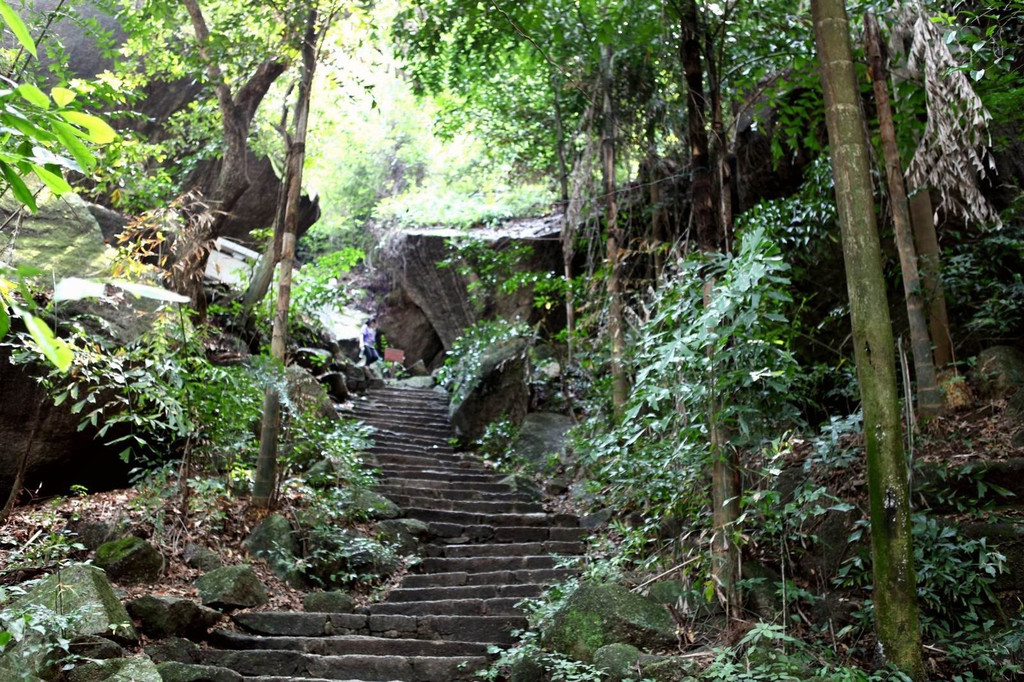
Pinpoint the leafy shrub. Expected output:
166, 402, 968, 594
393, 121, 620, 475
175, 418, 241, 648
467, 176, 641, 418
437, 318, 531, 405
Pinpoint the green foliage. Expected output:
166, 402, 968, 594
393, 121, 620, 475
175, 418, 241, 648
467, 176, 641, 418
473, 418, 526, 473
291, 247, 365, 324
375, 182, 551, 229
438, 318, 531, 405
575, 226, 799, 559
439, 237, 536, 309
942, 223, 1024, 347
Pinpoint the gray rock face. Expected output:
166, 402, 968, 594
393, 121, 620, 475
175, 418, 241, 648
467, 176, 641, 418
514, 412, 574, 466
376, 518, 428, 555
972, 345, 1024, 399
319, 372, 350, 402
126, 595, 223, 639
379, 291, 446, 371
195, 565, 268, 611
449, 337, 531, 444
94, 537, 164, 585
542, 582, 676, 663
380, 233, 476, 352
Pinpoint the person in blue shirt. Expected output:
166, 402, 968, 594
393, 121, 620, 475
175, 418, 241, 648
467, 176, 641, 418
361, 317, 380, 365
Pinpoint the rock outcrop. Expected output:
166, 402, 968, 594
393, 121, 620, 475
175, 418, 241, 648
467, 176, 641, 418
449, 337, 531, 443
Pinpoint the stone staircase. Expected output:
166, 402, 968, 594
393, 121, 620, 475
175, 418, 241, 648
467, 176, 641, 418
196, 385, 585, 681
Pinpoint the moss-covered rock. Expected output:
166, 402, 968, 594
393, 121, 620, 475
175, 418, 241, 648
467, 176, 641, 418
194, 565, 268, 611
11, 563, 137, 643
243, 514, 302, 586
126, 595, 222, 639
542, 582, 676, 663
66, 654, 161, 682
2, 183, 112, 279
94, 537, 164, 585
302, 590, 355, 613
593, 643, 641, 681
154, 661, 243, 682
350, 489, 400, 520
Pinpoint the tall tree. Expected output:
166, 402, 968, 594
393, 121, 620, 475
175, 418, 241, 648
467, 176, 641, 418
812, 0, 924, 677
601, 43, 628, 420
864, 12, 940, 419
252, 6, 326, 507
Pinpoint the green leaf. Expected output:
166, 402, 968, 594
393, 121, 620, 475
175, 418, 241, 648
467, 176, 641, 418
22, 311, 73, 371
60, 111, 116, 144
0, 0, 36, 58
0, 159, 37, 212
50, 87, 76, 107
17, 84, 49, 109
52, 120, 96, 171
0, 304, 9, 338
31, 164, 72, 195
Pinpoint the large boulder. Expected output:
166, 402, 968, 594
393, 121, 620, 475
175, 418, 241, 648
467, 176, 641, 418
379, 290, 446, 370
449, 337, 530, 444
972, 346, 1024, 399
1, 184, 111, 279
593, 643, 642, 682
94, 536, 164, 585
9, 563, 137, 643
285, 365, 338, 421
542, 582, 676, 663
195, 565, 268, 611
513, 412, 574, 467
126, 595, 223, 639
302, 590, 355, 613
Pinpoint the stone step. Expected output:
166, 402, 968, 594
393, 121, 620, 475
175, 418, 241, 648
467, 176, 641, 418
233, 612, 527, 644
375, 484, 536, 503
417, 555, 561, 573
366, 424, 453, 440
203, 649, 488, 681
209, 631, 490, 657
384, 495, 545, 515
424, 523, 588, 544
385, 583, 543, 602
381, 478, 521, 494
364, 598, 522, 617
401, 568, 575, 588
405, 507, 578, 528
372, 454, 485, 470
370, 435, 453, 450
422, 542, 585, 558
378, 469, 509, 484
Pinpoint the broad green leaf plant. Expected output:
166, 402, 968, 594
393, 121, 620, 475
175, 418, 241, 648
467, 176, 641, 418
0, 0, 117, 371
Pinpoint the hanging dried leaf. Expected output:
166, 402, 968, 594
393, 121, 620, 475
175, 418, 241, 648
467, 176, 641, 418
889, 4, 1002, 228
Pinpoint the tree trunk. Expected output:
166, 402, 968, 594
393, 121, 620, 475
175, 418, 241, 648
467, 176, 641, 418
812, 1, 924, 677
253, 9, 319, 508
865, 13, 940, 420
908, 189, 952, 367
601, 44, 628, 420
681, 0, 715, 252
552, 71, 570, 206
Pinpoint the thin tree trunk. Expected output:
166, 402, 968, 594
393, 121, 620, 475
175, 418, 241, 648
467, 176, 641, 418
601, 44, 628, 420
813, 1, 924, 677
253, 9, 318, 508
680, 0, 738, 616
865, 13, 940, 419
552, 71, 570, 206
908, 189, 952, 367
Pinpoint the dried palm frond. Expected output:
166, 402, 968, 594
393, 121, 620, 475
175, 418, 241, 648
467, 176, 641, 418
888, 4, 1002, 228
